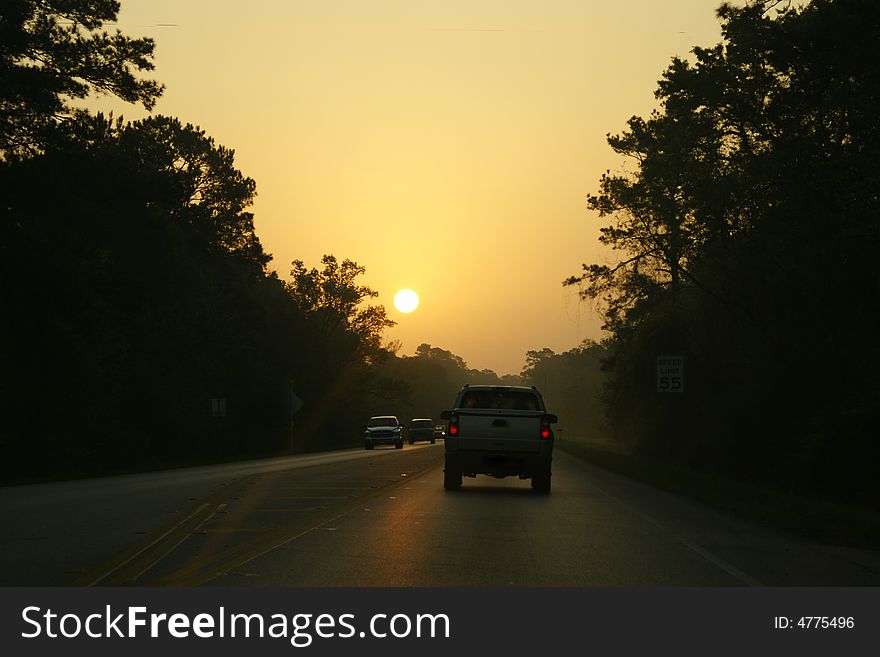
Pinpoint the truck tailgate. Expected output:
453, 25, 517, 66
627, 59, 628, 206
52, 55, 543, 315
456, 410, 542, 453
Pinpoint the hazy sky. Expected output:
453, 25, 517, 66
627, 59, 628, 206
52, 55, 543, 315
90, 0, 724, 375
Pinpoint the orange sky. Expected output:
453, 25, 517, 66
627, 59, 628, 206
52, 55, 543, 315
89, 0, 723, 375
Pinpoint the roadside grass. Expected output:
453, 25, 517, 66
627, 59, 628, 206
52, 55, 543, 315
559, 438, 880, 548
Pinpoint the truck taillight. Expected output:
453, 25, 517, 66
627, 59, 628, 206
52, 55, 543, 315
540, 425, 551, 439
448, 415, 459, 436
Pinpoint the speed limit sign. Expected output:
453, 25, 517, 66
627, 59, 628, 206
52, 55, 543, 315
657, 356, 684, 393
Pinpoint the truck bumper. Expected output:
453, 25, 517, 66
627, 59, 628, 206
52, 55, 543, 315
445, 440, 553, 478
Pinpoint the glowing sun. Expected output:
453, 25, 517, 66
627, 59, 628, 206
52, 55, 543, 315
393, 289, 419, 313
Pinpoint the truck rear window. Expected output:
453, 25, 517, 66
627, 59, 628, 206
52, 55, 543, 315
458, 390, 540, 411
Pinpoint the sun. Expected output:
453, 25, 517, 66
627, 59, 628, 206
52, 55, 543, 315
393, 289, 419, 313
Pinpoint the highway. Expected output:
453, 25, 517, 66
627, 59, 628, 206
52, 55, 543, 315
1, 443, 879, 586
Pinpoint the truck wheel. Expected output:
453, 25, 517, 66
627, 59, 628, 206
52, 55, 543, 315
444, 465, 462, 490
430, 438, 436, 444
364, 441, 373, 450
395, 440, 403, 449
531, 471, 551, 494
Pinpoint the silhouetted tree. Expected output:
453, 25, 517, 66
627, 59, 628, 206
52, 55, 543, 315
0, 112, 294, 476
115, 115, 267, 270
281, 256, 396, 448
567, 0, 880, 504
287, 255, 394, 354
0, 0, 162, 158
523, 348, 556, 374
414, 343, 467, 371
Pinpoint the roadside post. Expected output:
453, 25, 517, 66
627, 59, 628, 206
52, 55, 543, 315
289, 381, 304, 451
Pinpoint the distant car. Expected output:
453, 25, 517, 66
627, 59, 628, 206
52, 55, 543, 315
363, 416, 403, 450
407, 418, 435, 444
433, 425, 446, 440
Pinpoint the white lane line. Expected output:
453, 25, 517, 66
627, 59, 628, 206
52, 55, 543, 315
592, 481, 764, 586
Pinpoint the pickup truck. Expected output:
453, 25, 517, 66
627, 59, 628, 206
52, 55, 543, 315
441, 385, 558, 493
363, 415, 404, 449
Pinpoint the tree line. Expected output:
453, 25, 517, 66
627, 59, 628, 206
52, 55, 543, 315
0, 1, 521, 481
566, 0, 880, 507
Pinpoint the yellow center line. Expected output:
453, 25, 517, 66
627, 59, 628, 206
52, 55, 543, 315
86, 449, 444, 586
83, 502, 212, 586
261, 496, 349, 500
175, 459, 446, 586
129, 503, 226, 582
221, 507, 324, 513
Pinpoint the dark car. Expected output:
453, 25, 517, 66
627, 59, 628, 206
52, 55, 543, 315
363, 416, 403, 450
407, 418, 435, 444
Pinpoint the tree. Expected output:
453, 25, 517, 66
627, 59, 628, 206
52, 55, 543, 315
41, 113, 269, 270
569, 0, 880, 353
121, 116, 267, 270
414, 343, 468, 371
287, 255, 395, 354
0, 111, 294, 476
522, 348, 556, 377
0, 0, 162, 158
564, 100, 728, 337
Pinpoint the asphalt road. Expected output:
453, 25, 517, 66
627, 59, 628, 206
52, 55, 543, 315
2, 443, 879, 586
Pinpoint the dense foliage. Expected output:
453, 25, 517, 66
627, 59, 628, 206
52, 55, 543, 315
1, 112, 286, 476
0, 0, 162, 158
567, 0, 880, 505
